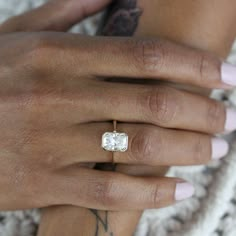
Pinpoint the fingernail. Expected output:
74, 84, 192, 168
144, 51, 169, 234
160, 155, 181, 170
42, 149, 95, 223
211, 138, 229, 160
225, 108, 236, 132
175, 182, 195, 201
221, 62, 236, 86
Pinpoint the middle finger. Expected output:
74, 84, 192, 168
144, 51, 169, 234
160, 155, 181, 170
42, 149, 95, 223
82, 82, 233, 134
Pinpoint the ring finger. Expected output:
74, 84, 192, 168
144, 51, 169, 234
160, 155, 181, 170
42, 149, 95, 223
36, 123, 229, 167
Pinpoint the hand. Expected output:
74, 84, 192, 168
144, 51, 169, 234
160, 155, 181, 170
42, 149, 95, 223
0, 0, 235, 212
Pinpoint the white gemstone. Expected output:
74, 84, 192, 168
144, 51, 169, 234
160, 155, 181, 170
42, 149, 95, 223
102, 132, 128, 152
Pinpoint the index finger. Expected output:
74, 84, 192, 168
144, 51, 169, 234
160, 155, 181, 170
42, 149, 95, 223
91, 37, 236, 89
56, 35, 236, 89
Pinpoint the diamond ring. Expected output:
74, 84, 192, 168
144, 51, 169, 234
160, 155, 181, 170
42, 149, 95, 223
102, 120, 128, 152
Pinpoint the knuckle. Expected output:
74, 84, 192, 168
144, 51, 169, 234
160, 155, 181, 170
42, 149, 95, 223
141, 87, 179, 125
131, 39, 166, 73
197, 53, 208, 82
21, 34, 55, 72
151, 184, 162, 207
94, 177, 116, 207
129, 129, 160, 164
206, 101, 225, 132
192, 135, 210, 163
196, 52, 220, 83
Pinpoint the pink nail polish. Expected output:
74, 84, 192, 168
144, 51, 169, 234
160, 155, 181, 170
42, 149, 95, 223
225, 108, 236, 132
175, 182, 195, 201
221, 62, 236, 86
211, 138, 229, 160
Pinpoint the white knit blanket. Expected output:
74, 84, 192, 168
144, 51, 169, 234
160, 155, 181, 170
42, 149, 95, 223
0, 1, 236, 236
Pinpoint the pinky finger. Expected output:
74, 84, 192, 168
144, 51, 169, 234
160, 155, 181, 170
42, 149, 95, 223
51, 168, 195, 211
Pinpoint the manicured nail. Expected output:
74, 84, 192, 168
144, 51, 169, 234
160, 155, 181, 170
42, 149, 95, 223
211, 138, 229, 160
175, 182, 195, 201
225, 108, 236, 132
221, 62, 236, 86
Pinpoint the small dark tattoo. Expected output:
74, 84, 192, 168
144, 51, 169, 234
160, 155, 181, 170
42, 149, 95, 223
102, 0, 143, 36
89, 165, 117, 235
90, 209, 113, 236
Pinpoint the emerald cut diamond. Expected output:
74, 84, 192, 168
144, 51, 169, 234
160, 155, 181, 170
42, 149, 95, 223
102, 132, 128, 152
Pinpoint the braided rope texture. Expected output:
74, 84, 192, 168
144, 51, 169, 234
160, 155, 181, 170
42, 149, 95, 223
0, 1, 235, 236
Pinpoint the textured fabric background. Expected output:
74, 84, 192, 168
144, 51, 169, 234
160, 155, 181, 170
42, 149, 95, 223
0, 1, 235, 236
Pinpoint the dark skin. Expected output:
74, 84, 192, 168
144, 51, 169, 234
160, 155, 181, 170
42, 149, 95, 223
38, 1, 236, 236
0, 0, 232, 213
0, 0, 233, 235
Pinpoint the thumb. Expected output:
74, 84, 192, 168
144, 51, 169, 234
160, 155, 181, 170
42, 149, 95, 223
0, 0, 112, 33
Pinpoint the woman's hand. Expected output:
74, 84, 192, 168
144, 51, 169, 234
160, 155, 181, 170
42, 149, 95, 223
0, 0, 235, 212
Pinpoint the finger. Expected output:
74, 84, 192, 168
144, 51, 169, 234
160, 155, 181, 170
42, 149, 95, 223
90, 37, 236, 89
113, 124, 229, 166
51, 168, 195, 210
0, 0, 111, 33
46, 35, 236, 89
23, 82, 233, 134
42, 123, 228, 166
83, 82, 231, 134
